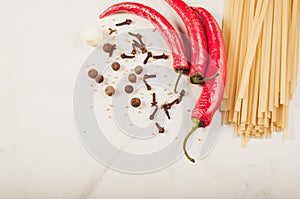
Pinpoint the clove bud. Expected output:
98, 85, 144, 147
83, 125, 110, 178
103, 43, 116, 57
177, 90, 186, 104
151, 93, 157, 106
155, 122, 165, 134
129, 32, 145, 46
150, 105, 158, 120
141, 47, 148, 54
143, 74, 157, 80
131, 43, 137, 55
133, 40, 142, 49
143, 80, 152, 91
138, 37, 145, 48
128, 32, 142, 39
143, 52, 152, 64
153, 53, 169, 60
162, 104, 171, 120
121, 53, 135, 59
164, 99, 179, 110
132, 40, 147, 54
116, 19, 132, 26
108, 28, 117, 35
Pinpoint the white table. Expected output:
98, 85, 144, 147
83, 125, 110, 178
0, 0, 300, 198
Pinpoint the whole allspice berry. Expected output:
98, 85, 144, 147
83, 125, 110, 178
105, 86, 115, 96
103, 43, 114, 53
95, 75, 104, 84
128, 73, 137, 83
131, 97, 141, 108
134, 65, 143, 75
124, 85, 134, 94
88, 69, 98, 79
111, 62, 121, 71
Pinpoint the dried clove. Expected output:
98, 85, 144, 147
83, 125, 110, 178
177, 90, 186, 104
128, 32, 142, 39
138, 37, 145, 48
108, 28, 117, 35
103, 43, 114, 52
133, 40, 142, 49
151, 93, 157, 106
121, 53, 135, 59
153, 53, 169, 60
116, 19, 132, 26
133, 40, 147, 54
131, 43, 137, 55
162, 104, 171, 120
103, 43, 116, 57
141, 47, 148, 54
129, 32, 145, 46
143, 79, 152, 91
143, 74, 157, 80
150, 105, 158, 120
164, 99, 179, 109
143, 52, 152, 64
155, 122, 165, 134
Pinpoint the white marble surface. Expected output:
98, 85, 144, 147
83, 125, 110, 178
0, 0, 300, 198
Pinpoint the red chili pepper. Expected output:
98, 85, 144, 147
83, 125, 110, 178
99, 2, 189, 78
183, 7, 227, 163
164, 0, 208, 87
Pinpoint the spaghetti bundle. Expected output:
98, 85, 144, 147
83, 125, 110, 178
221, 0, 300, 143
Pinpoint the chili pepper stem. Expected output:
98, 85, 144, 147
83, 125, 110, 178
203, 73, 220, 82
174, 72, 182, 93
191, 73, 220, 84
183, 118, 205, 163
183, 125, 197, 163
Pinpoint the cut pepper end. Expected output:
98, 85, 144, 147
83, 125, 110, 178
176, 68, 189, 75
190, 73, 205, 85
191, 73, 220, 85
191, 117, 202, 126
198, 120, 206, 128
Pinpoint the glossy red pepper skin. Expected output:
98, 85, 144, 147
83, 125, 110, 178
183, 7, 227, 163
164, 0, 208, 83
99, 2, 189, 73
191, 7, 227, 127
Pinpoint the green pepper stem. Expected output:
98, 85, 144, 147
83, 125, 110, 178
201, 73, 220, 83
191, 73, 220, 84
174, 72, 182, 94
183, 125, 198, 163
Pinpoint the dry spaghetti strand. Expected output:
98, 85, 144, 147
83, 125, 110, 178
222, 0, 300, 143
